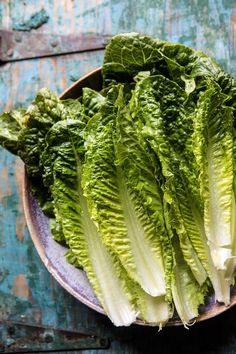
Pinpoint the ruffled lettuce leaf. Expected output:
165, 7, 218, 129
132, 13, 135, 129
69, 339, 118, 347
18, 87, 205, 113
82, 87, 105, 119
103, 33, 233, 98
83, 85, 169, 299
171, 232, 207, 325
0, 109, 25, 154
17, 88, 77, 177
61, 98, 83, 119
114, 86, 173, 305
193, 82, 236, 294
103, 33, 164, 85
45, 119, 138, 326
49, 218, 66, 244
130, 74, 208, 285
130, 74, 231, 306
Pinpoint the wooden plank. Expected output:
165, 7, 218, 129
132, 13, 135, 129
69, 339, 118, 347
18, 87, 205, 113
0, 0, 235, 353
2, 0, 112, 35
109, 0, 236, 75
0, 51, 104, 112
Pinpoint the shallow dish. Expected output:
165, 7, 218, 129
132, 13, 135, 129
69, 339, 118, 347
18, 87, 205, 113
22, 67, 236, 326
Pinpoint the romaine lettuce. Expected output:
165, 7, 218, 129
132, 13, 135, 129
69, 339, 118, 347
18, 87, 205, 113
193, 82, 236, 293
0, 33, 235, 327
83, 85, 166, 297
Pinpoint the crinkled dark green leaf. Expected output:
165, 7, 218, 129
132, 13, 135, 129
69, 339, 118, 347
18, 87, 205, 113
82, 87, 105, 119
46, 118, 139, 326
130, 75, 208, 283
62, 98, 83, 119
83, 85, 168, 299
17, 88, 67, 177
103, 33, 234, 98
0, 109, 25, 154
41, 119, 85, 189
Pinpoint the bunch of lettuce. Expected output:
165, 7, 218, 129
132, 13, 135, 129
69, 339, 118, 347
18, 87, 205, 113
1, 33, 236, 328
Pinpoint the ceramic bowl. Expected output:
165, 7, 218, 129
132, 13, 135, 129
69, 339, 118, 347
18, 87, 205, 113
22, 67, 236, 326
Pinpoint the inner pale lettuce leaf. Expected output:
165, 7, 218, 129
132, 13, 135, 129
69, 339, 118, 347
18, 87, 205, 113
130, 74, 231, 304
114, 86, 174, 304
82, 87, 105, 119
130, 74, 207, 285
136, 294, 170, 328
171, 232, 207, 325
45, 119, 137, 326
193, 82, 236, 291
45, 117, 172, 327
83, 85, 170, 298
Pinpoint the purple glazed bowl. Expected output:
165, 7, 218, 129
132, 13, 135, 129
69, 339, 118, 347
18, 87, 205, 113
22, 67, 236, 326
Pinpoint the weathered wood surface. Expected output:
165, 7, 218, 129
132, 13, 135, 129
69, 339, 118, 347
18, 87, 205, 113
0, 0, 235, 353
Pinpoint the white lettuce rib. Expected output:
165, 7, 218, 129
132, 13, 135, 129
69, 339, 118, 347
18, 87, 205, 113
117, 170, 166, 296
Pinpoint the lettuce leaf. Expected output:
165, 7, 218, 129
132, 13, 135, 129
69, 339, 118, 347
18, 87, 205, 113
46, 119, 138, 326
130, 74, 208, 284
130, 73, 232, 305
115, 86, 174, 304
193, 82, 236, 293
82, 87, 105, 119
103, 33, 232, 97
83, 85, 168, 297
17, 88, 77, 177
47, 118, 171, 327
104, 33, 236, 131
171, 232, 207, 325
0, 109, 25, 154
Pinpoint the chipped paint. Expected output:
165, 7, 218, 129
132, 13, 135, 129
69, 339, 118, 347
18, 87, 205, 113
230, 7, 236, 58
12, 8, 49, 32
0, 167, 12, 202
15, 215, 26, 242
14, 158, 26, 241
0, 269, 10, 283
4, 63, 21, 112
32, 307, 42, 323
12, 274, 31, 300
0, 291, 32, 321
0, 1, 235, 352
1, 0, 11, 29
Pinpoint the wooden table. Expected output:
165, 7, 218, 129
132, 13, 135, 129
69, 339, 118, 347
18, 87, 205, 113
0, 1, 235, 352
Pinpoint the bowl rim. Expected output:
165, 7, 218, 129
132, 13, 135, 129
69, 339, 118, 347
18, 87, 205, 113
59, 67, 102, 100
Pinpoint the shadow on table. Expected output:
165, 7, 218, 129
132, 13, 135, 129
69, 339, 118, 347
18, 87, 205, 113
95, 304, 236, 354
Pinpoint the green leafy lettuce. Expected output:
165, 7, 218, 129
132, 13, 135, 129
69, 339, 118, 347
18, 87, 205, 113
0, 33, 235, 327
193, 82, 236, 289
83, 85, 167, 298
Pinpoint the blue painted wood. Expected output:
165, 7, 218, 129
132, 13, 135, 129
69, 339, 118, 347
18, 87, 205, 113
0, 1, 235, 353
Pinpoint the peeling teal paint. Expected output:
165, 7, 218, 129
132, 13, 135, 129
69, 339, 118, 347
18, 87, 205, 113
12, 8, 49, 31
0, 291, 33, 320
110, 0, 235, 76
0, 270, 9, 284
0, 1, 235, 353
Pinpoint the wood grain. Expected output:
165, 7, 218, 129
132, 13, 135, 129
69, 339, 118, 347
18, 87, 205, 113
0, 1, 235, 353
